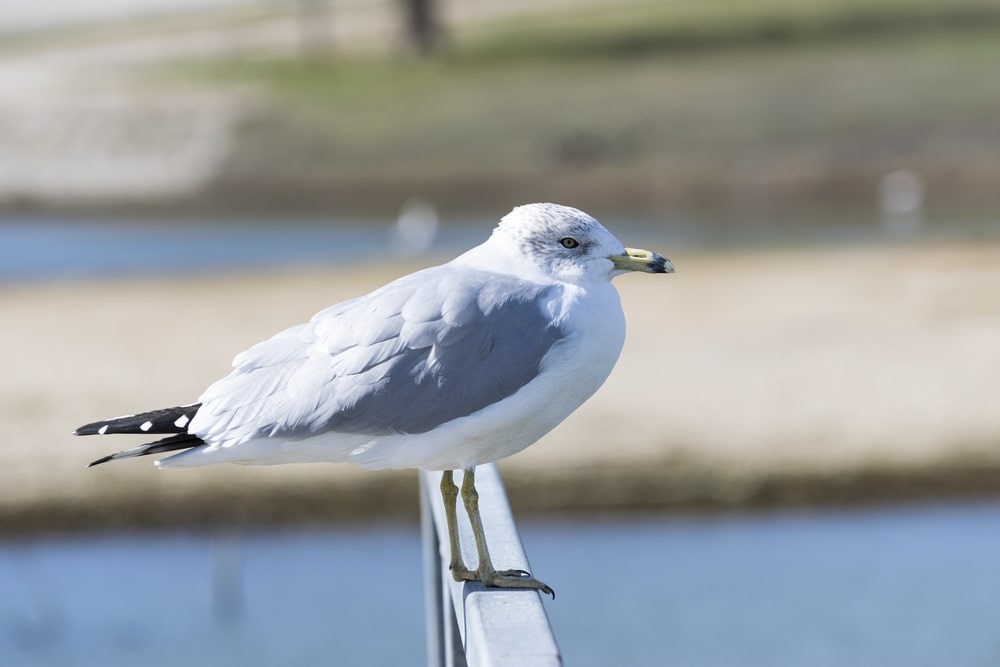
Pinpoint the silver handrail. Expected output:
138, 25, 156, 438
420, 465, 562, 667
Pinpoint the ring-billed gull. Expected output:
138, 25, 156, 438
75, 203, 674, 597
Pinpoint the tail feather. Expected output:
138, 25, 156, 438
75, 404, 201, 436
87, 433, 205, 467
77, 403, 205, 467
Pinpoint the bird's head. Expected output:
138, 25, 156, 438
489, 203, 674, 284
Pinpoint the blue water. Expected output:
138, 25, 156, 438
2, 502, 999, 667
0, 217, 493, 282
1, 213, 956, 283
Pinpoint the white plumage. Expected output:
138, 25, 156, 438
167, 203, 665, 470
77, 202, 673, 596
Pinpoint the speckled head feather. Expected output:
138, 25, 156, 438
489, 203, 629, 283
495, 203, 605, 250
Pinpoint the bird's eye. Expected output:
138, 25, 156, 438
559, 237, 580, 249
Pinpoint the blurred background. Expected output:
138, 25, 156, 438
2, 0, 1000, 665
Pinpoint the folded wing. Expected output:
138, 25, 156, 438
190, 266, 566, 449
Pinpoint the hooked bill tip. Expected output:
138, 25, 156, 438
657, 256, 676, 274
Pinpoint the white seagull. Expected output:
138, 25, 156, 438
75, 203, 674, 597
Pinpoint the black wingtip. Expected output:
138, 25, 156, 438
74, 404, 201, 437
74, 423, 100, 436
87, 455, 114, 468
84, 433, 205, 469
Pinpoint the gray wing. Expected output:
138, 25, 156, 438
192, 266, 566, 445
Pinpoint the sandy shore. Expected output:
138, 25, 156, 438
2, 239, 1000, 533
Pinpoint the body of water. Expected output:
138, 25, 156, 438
0, 218, 489, 282
3, 212, 980, 283
2, 501, 999, 667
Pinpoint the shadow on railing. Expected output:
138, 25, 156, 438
420, 465, 562, 667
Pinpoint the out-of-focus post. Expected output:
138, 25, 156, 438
400, 0, 440, 55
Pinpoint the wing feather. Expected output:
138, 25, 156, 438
190, 266, 565, 447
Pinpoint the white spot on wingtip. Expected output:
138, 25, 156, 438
174, 415, 190, 429
140, 421, 154, 432
98, 425, 109, 435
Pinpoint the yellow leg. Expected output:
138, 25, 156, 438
440, 467, 554, 598
440, 470, 470, 576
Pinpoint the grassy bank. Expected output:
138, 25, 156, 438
174, 0, 1000, 217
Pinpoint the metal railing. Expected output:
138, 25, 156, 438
420, 465, 562, 667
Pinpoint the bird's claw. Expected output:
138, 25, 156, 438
496, 568, 530, 577
450, 564, 555, 599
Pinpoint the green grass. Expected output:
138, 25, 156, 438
461, 0, 1000, 60
177, 0, 1000, 215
